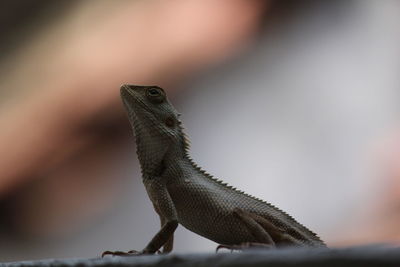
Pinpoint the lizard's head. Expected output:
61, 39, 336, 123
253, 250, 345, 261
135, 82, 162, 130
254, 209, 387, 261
120, 84, 186, 172
120, 84, 182, 138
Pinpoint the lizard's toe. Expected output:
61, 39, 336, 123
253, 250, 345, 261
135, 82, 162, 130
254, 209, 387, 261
216, 242, 274, 253
101, 250, 142, 257
216, 244, 235, 253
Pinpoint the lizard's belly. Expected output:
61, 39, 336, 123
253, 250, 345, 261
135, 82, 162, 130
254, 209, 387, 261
168, 183, 257, 245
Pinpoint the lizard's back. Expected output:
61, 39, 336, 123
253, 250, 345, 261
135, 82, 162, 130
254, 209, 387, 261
166, 159, 325, 247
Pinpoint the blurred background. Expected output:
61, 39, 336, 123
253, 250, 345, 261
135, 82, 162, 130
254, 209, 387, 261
0, 0, 400, 261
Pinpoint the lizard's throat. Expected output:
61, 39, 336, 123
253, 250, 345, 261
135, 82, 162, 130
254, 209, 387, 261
131, 117, 187, 177
132, 121, 173, 178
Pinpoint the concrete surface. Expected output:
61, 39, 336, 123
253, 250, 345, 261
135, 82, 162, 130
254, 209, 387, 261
2, 245, 400, 267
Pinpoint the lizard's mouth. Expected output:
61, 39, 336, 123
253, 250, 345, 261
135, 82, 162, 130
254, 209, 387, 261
121, 85, 155, 117
120, 84, 138, 98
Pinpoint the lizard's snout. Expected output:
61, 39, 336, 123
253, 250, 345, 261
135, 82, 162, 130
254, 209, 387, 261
120, 84, 140, 98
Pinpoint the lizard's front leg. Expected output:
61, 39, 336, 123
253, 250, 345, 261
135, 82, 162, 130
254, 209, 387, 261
102, 179, 178, 257
159, 215, 174, 253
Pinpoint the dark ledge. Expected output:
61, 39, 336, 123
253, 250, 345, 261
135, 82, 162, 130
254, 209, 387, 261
3, 246, 400, 267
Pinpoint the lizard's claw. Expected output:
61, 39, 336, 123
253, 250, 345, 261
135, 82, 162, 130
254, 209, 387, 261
216, 242, 273, 253
101, 250, 142, 257
216, 244, 235, 253
101, 249, 162, 257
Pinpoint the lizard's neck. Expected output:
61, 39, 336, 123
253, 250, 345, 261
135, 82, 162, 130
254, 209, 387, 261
134, 127, 170, 178
162, 140, 188, 166
161, 125, 190, 166
136, 130, 188, 179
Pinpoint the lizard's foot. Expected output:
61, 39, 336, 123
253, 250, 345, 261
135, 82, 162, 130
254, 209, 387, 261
216, 242, 274, 253
101, 249, 157, 257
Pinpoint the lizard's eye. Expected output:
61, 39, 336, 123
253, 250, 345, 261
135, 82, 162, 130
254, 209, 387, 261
146, 87, 165, 103
148, 88, 160, 96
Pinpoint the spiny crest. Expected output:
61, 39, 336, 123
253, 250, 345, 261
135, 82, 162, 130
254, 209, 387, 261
183, 149, 323, 242
177, 120, 191, 151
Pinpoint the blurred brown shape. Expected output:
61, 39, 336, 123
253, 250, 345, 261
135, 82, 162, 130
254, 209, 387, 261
0, 0, 270, 238
0, 0, 269, 195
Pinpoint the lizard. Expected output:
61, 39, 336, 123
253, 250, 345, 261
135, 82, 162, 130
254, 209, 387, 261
102, 84, 326, 256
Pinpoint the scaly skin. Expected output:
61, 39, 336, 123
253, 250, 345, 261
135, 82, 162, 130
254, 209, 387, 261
102, 85, 325, 257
